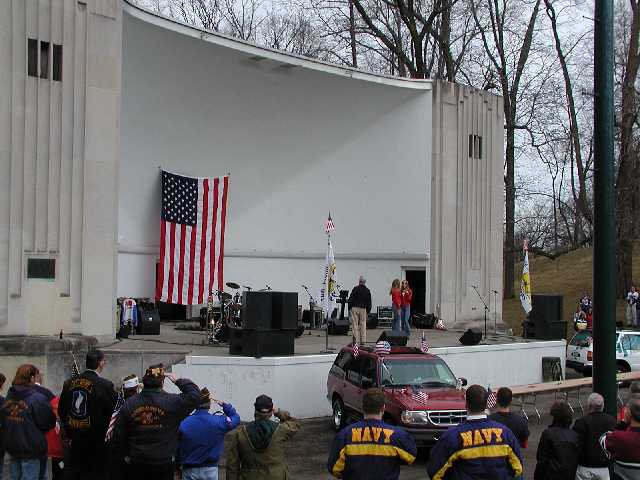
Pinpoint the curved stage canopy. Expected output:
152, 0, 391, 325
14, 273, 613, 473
0, 0, 503, 338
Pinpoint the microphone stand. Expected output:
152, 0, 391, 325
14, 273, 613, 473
471, 286, 490, 340
492, 290, 499, 333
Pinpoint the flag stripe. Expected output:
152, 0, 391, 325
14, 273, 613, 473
167, 222, 176, 303
217, 176, 229, 291
209, 178, 219, 295
156, 220, 166, 300
177, 224, 187, 304
187, 222, 197, 304
198, 179, 209, 304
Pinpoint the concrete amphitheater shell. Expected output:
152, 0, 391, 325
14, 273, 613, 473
0, 0, 504, 339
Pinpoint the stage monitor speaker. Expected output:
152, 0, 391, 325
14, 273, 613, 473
328, 318, 350, 335
271, 292, 298, 330
530, 294, 565, 340
459, 328, 482, 346
378, 330, 408, 347
242, 291, 273, 330
413, 313, 436, 329
229, 328, 295, 357
137, 308, 160, 335
367, 313, 379, 329
302, 309, 322, 328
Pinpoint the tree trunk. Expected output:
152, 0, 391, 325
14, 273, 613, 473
504, 126, 516, 298
615, 0, 639, 297
349, 0, 358, 67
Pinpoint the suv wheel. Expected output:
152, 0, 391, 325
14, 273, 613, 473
332, 398, 346, 431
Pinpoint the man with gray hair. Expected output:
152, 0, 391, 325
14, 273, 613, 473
573, 392, 616, 479
348, 276, 371, 344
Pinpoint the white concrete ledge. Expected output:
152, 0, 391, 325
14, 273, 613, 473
169, 340, 567, 420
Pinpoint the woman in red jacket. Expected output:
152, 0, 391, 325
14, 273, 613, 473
390, 279, 402, 332
401, 280, 413, 335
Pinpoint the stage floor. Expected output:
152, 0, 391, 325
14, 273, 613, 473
101, 322, 538, 356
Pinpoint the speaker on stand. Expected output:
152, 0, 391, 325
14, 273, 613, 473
459, 328, 482, 346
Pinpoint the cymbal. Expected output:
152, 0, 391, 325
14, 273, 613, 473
219, 291, 232, 300
226, 282, 240, 289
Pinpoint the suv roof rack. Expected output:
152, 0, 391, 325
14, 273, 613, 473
348, 344, 428, 355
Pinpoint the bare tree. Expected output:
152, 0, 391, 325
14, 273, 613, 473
471, 0, 542, 298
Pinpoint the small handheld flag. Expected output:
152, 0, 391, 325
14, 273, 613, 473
71, 352, 80, 378
420, 331, 429, 353
105, 390, 125, 441
325, 213, 335, 235
487, 388, 497, 409
352, 336, 359, 358
374, 341, 391, 355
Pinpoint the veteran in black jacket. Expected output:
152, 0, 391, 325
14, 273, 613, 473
573, 392, 616, 479
0, 365, 56, 475
114, 363, 200, 480
59, 349, 117, 480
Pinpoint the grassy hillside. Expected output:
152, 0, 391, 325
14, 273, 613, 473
502, 243, 640, 337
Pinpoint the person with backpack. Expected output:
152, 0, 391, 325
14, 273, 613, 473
0, 365, 56, 480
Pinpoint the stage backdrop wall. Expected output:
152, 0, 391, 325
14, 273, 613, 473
118, 10, 431, 311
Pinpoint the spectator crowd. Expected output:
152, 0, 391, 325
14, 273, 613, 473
0, 351, 639, 480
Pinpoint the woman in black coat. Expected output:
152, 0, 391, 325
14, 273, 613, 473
534, 401, 579, 480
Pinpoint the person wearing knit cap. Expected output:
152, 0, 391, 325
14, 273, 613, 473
113, 363, 200, 480
176, 387, 240, 480
225, 394, 299, 480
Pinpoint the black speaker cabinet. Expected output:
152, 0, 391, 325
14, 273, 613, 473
366, 313, 379, 329
242, 291, 273, 330
137, 308, 160, 335
378, 330, 408, 346
328, 318, 350, 335
530, 294, 566, 340
271, 292, 298, 330
459, 328, 482, 345
229, 328, 295, 357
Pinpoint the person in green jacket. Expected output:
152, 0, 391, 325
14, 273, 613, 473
225, 394, 299, 480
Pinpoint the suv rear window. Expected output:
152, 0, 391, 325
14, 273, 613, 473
570, 332, 591, 347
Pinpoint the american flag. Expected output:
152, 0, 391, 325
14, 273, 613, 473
156, 171, 229, 305
325, 213, 335, 234
352, 336, 359, 358
105, 390, 125, 442
420, 331, 429, 353
487, 388, 497, 409
410, 390, 429, 404
71, 352, 80, 377
374, 341, 391, 355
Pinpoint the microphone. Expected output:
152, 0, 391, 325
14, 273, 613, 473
492, 290, 499, 294
302, 284, 309, 289
265, 285, 272, 290
471, 285, 479, 289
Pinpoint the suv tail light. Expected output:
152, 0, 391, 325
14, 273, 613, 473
587, 351, 592, 361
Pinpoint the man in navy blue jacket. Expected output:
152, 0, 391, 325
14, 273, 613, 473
427, 384, 523, 480
176, 387, 240, 480
327, 388, 417, 479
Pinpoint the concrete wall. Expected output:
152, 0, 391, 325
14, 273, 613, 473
169, 341, 566, 420
119, 9, 432, 311
0, 0, 122, 340
431, 83, 504, 327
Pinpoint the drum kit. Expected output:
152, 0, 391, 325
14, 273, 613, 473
207, 281, 271, 344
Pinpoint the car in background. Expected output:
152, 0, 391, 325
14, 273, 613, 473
566, 330, 640, 376
326, 344, 467, 445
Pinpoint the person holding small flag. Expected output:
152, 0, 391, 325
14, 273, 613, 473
108, 375, 141, 480
58, 350, 117, 480
113, 364, 200, 480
